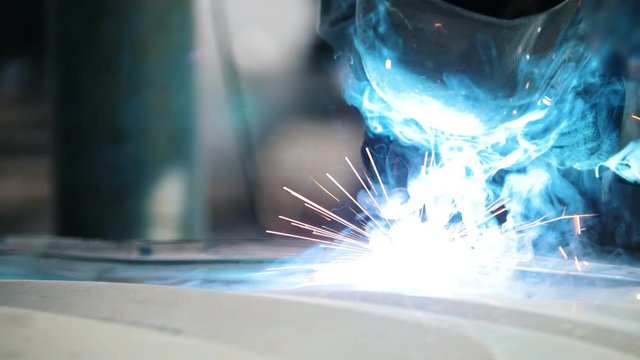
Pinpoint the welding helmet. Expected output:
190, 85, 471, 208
349, 0, 580, 136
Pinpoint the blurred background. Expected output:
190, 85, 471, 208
0, 0, 365, 242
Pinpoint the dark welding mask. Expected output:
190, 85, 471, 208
350, 0, 580, 136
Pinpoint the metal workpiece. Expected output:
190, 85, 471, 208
0, 280, 639, 359
50, 0, 204, 241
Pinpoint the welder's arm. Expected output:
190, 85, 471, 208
546, 77, 627, 170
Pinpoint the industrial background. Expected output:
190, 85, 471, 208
0, 0, 365, 242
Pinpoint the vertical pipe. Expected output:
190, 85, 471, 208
51, 0, 203, 240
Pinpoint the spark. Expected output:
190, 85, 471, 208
278, 216, 367, 247
514, 213, 596, 232
434, 22, 443, 29
304, 204, 333, 222
573, 215, 582, 235
280, 215, 365, 244
274, 177, 588, 261
365, 147, 390, 202
485, 198, 508, 214
477, 205, 507, 225
632, 114, 640, 121
362, 167, 379, 195
291, 224, 365, 250
558, 246, 568, 260
321, 225, 364, 243
266, 230, 365, 253
283, 186, 369, 237
421, 151, 430, 176
326, 172, 386, 231
345, 156, 387, 223
310, 177, 340, 202
574, 256, 583, 272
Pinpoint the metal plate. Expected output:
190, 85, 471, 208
0, 281, 638, 359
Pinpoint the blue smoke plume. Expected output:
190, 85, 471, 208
321, 0, 634, 257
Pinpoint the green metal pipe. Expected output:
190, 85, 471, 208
51, 0, 203, 240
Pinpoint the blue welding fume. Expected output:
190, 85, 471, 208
319, 0, 640, 254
